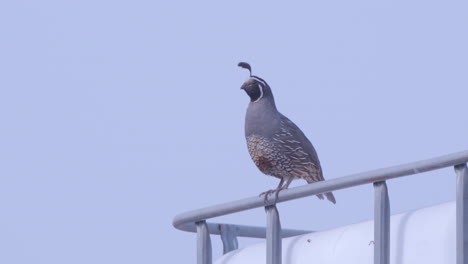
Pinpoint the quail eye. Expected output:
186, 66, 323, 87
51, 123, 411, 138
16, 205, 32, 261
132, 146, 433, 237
246, 83, 263, 102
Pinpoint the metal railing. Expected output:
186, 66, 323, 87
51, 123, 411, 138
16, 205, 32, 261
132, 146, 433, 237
173, 150, 468, 264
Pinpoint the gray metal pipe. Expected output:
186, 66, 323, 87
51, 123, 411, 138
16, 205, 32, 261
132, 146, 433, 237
219, 224, 239, 254
176, 221, 310, 239
265, 205, 281, 264
374, 181, 390, 264
456, 164, 468, 264
196, 221, 212, 264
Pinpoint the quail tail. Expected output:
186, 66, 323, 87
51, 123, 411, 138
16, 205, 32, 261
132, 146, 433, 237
316, 192, 336, 204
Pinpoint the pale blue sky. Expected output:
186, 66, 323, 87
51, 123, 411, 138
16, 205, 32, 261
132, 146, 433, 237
0, 0, 467, 263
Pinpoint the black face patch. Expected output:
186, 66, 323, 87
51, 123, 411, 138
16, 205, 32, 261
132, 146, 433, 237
244, 83, 263, 102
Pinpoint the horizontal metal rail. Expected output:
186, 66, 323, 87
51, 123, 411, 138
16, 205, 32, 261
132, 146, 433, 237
176, 221, 310, 239
173, 150, 468, 264
173, 150, 468, 229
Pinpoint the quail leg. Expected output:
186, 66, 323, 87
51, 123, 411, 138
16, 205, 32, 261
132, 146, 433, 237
272, 176, 294, 201
260, 177, 295, 203
260, 178, 284, 203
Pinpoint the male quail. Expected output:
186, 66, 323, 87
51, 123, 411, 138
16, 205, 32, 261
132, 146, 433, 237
239, 62, 336, 204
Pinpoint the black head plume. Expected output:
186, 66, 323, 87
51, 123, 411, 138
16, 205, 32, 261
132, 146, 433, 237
238, 62, 252, 76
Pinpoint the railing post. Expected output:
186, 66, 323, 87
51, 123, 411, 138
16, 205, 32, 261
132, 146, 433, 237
455, 163, 468, 264
374, 181, 390, 264
219, 224, 239, 254
265, 205, 281, 264
196, 220, 212, 264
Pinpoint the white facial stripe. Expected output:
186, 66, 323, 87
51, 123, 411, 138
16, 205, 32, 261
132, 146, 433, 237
253, 83, 264, 103
252, 76, 266, 87
252, 77, 265, 86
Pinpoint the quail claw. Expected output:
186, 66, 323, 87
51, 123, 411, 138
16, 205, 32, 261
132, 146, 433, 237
260, 187, 286, 204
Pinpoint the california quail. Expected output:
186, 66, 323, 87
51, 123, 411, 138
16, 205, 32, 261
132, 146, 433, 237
238, 62, 336, 204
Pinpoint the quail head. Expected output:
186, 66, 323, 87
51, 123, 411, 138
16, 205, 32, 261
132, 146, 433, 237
238, 62, 335, 204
